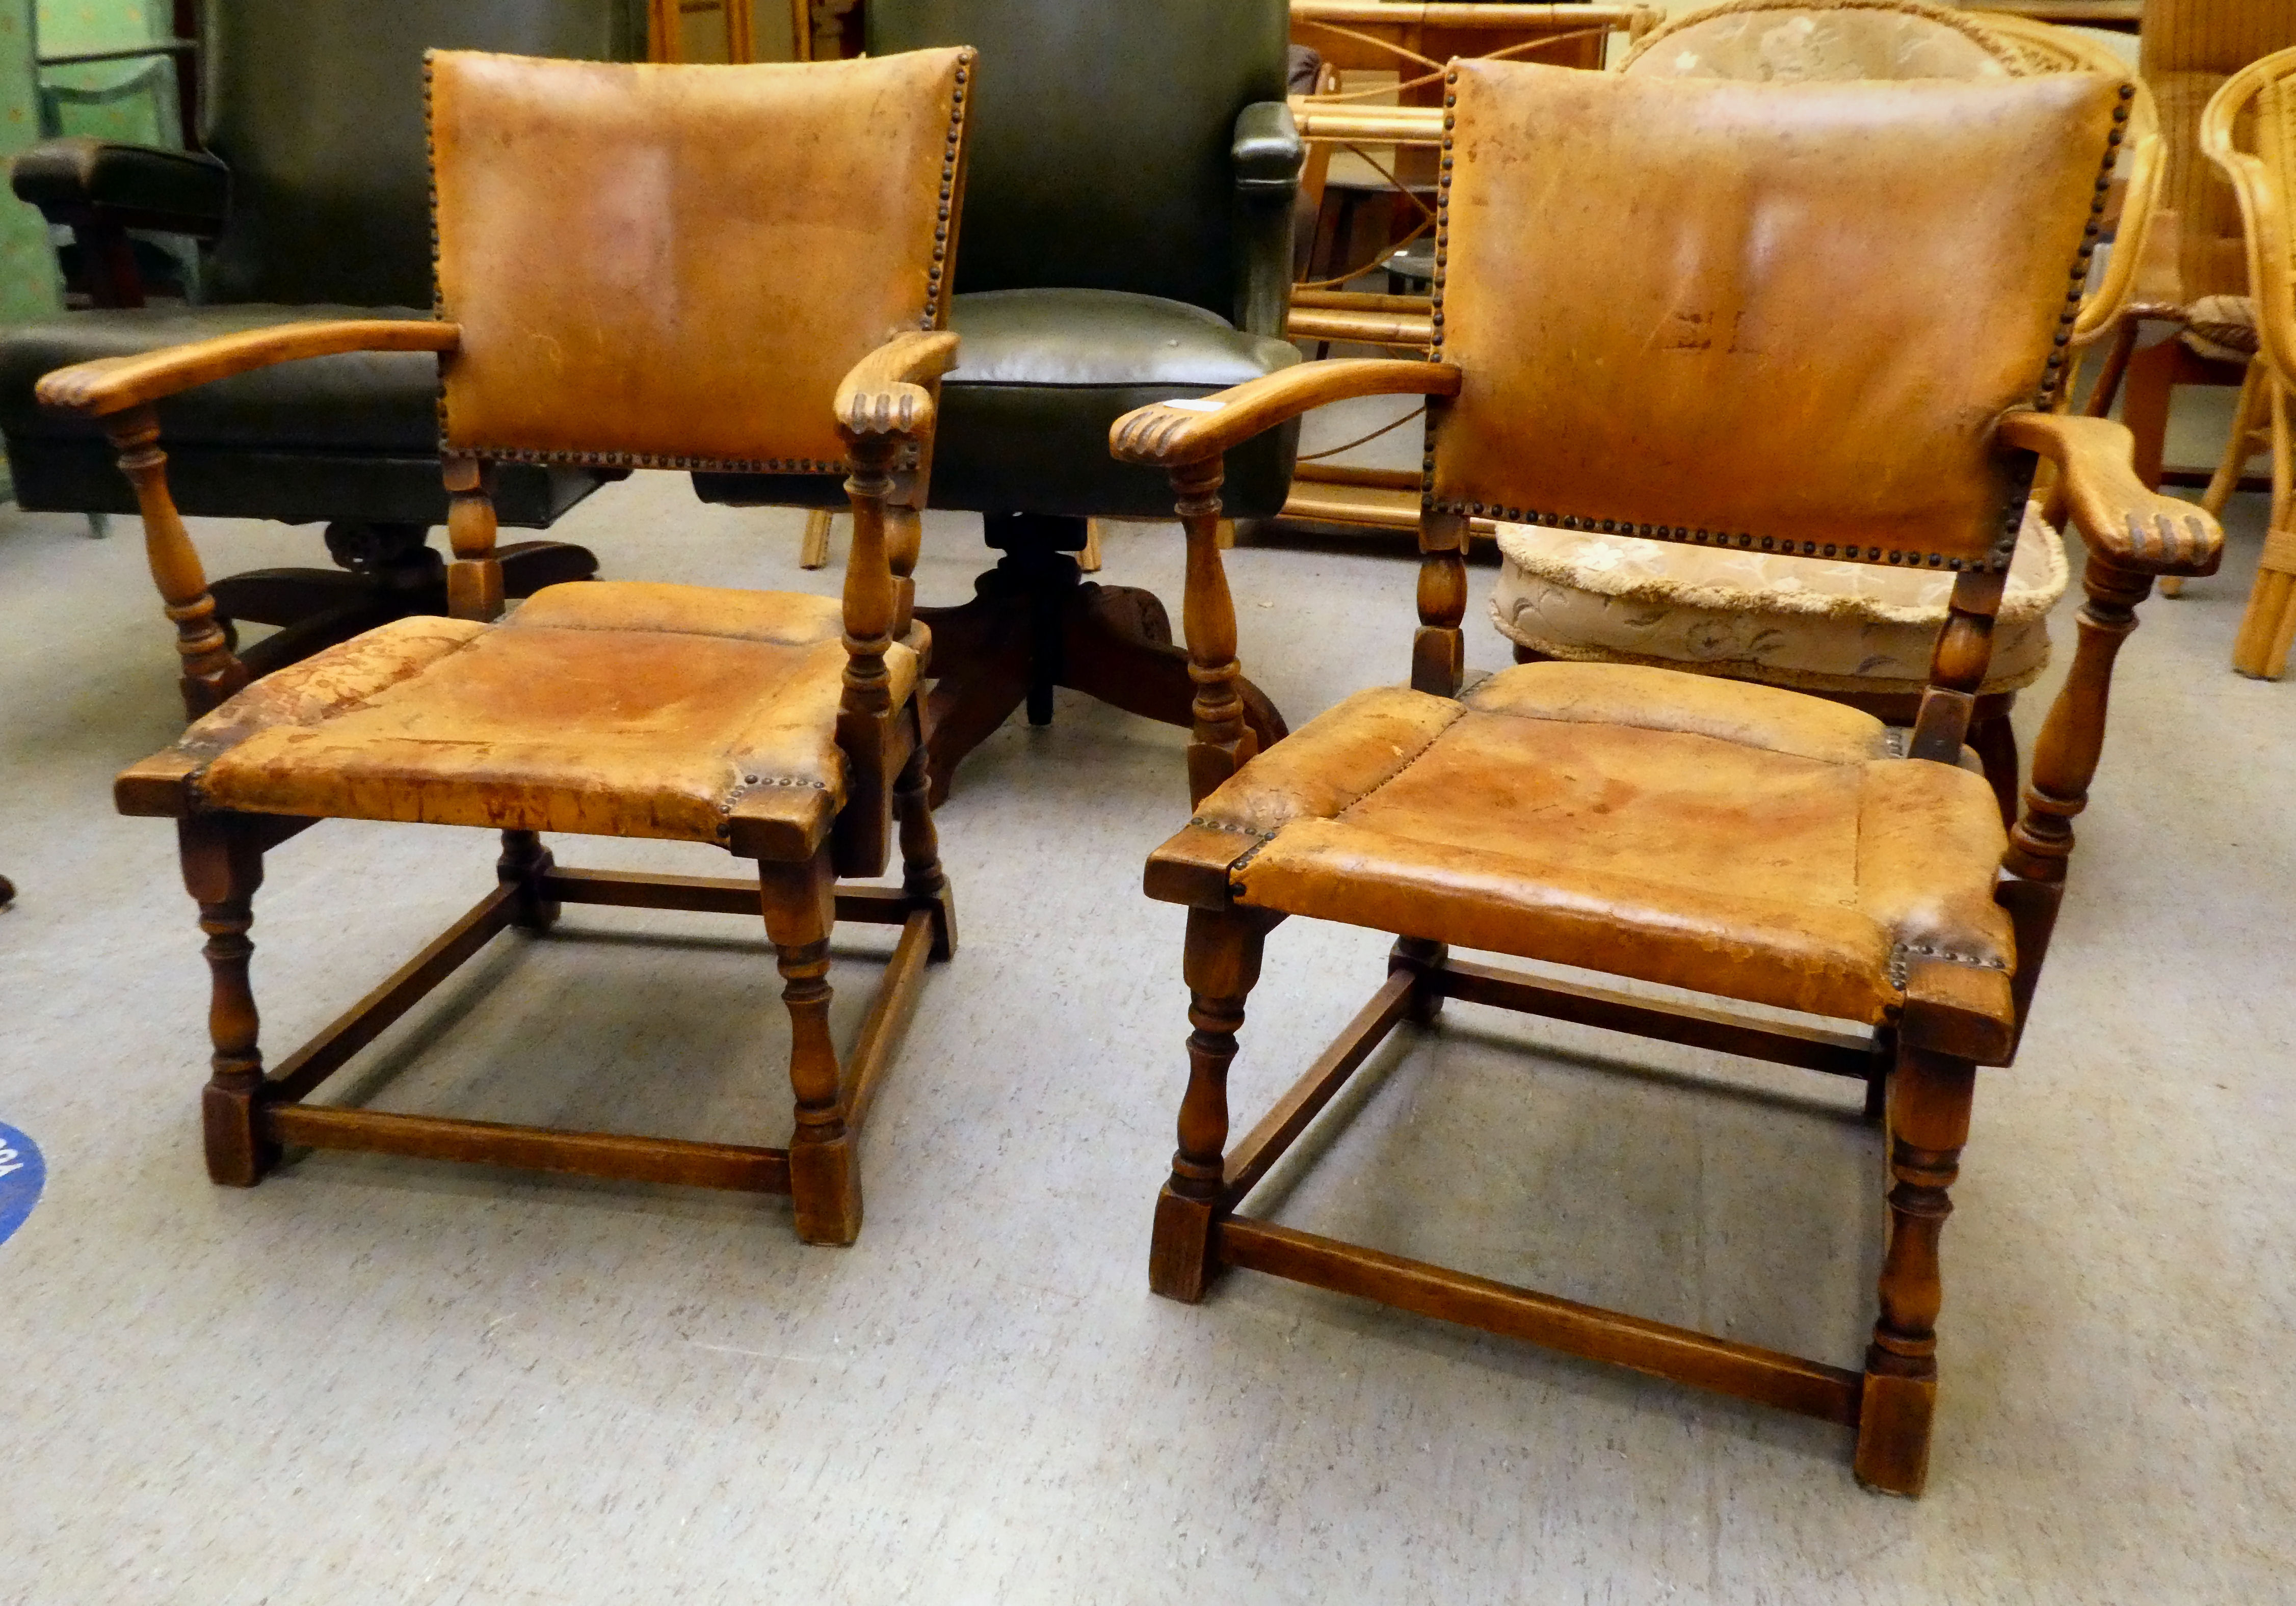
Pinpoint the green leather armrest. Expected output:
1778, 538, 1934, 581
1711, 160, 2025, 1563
1231, 99, 1303, 339
12, 137, 230, 235
1233, 98, 1305, 194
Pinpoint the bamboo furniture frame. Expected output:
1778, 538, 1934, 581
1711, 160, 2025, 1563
2193, 45, 2296, 676
1110, 65, 2222, 1493
1281, 3, 1655, 538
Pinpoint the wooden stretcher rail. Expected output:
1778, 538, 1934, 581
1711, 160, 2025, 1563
264, 1105, 795, 1193
1223, 971, 1416, 1207
1289, 100, 1446, 146
837, 910, 935, 1130
1218, 1215, 1864, 1424
541, 866, 920, 926
1437, 956, 1880, 1079
265, 885, 518, 1103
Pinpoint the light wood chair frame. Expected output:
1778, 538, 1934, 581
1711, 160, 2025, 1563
40, 307, 965, 1245
1109, 83, 2220, 1491
2195, 45, 2296, 676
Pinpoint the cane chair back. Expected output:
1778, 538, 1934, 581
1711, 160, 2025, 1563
431, 49, 968, 474
2206, 49, 2296, 390
2143, 0, 2296, 304
1426, 62, 2126, 584
1618, 0, 2019, 80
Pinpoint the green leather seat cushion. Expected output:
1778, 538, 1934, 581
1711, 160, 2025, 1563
696, 288, 1302, 519
0, 304, 597, 527
0, 304, 442, 451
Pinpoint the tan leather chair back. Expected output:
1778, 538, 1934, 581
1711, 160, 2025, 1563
1619, 0, 2021, 82
428, 48, 971, 473
2143, 0, 2296, 301
1427, 62, 2126, 573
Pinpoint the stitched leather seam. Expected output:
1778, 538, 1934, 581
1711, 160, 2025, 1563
1330, 713, 1468, 825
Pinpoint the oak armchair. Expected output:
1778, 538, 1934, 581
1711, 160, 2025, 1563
1111, 62, 2219, 1494
36, 46, 976, 1246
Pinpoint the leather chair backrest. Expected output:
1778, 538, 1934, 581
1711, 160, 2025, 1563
201, 0, 645, 308
429, 49, 969, 472
867, 0, 1286, 317
2142, 0, 2296, 301
1428, 62, 2125, 573
1620, 0, 2022, 81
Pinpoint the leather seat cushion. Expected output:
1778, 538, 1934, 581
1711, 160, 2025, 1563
0, 304, 443, 451
1162, 661, 2013, 1025
696, 287, 1304, 519
1489, 503, 2069, 694
154, 581, 915, 847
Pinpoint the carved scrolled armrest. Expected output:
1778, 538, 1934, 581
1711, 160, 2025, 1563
37, 319, 462, 418
1997, 411, 2224, 576
1111, 358, 1462, 467
833, 330, 961, 441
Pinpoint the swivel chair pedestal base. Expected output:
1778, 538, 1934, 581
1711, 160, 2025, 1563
916, 513, 1286, 805
196, 521, 597, 715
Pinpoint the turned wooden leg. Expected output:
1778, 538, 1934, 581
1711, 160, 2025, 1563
180, 818, 276, 1187
497, 829, 560, 932
1856, 1045, 1977, 1497
895, 733, 958, 961
1967, 708, 2021, 830
1388, 934, 1448, 1024
1149, 906, 1270, 1302
760, 851, 857, 1245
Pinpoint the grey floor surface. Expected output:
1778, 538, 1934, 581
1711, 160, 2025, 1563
2, 393, 2291, 1603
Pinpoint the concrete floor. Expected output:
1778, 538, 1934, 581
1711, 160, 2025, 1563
2, 390, 2291, 1601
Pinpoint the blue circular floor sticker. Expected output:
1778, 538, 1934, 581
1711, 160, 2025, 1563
0, 1123, 45, 1247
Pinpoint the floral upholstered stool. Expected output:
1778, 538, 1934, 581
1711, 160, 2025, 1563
1489, 505, 2071, 823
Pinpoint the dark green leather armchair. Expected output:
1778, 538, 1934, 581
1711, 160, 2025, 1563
0, 0, 643, 708
699, 0, 1304, 799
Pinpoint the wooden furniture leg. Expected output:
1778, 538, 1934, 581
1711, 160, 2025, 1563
760, 848, 859, 1245
182, 816, 277, 1187
0, 874, 13, 906
2166, 356, 2271, 598
1148, 905, 1272, 1303
2120, 336, 2180, 492
2233, 374, 2296, 678
801, 508, 836, 570
916, 515, 1287, 806
1855, 1042, 1977, 1498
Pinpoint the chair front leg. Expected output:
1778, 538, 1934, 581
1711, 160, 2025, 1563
760, 848, 857, 1245
181, 817, 275, 1186
1150, 905, 1272, 1302
1856, 1044, 1977, 1497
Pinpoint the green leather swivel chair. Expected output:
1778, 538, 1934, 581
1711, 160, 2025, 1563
0, 0, 643, 710
696, 0, 1304, 800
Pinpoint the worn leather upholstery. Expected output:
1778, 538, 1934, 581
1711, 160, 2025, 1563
1157, 662, 2013, 1026
144, 583, 919, 848
1431, 63, 2124, 572
0, 0, 642, 527
696, 0, 1302, 518
431, 49, 968, 474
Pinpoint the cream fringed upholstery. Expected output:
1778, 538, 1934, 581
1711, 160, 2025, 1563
1491, 506, 2069, 697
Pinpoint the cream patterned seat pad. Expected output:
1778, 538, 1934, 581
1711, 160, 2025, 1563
1490, 504, 2069, 695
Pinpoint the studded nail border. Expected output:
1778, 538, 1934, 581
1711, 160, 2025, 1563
1421, 69, 2135, 578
